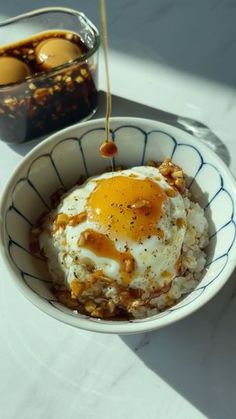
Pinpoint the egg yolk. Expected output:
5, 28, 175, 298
87, 176, 166, 241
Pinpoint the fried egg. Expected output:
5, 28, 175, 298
40, 166, 187, 296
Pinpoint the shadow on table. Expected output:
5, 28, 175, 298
121, 271, 236, 419
8, 91, 230, 167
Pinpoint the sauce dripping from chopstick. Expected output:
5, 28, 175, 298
99, 0, 118, 160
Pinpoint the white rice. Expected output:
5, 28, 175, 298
132, 196, 209, 318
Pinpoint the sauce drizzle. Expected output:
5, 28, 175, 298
78, 229, 135, 285
99, 0, 118, 159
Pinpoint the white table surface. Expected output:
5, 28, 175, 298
1, 1, 236, 419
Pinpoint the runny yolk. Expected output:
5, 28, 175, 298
78, 229, 135, 285
87, 176, 166, 241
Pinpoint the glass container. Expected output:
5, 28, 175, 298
0, 7, 100, 143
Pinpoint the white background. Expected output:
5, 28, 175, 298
1, 1, 236, 418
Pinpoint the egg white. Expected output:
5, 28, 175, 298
40, 166, 187, 292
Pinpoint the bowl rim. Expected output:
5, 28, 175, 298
1, 116, 236, 334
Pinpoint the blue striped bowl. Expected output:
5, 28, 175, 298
1, 117, 236, 334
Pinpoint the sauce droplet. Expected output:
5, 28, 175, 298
99, 0, 118, 159
99, 140, 118, 158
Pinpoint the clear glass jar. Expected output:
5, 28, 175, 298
0, 7, 100, 143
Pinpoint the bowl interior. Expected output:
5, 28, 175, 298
2, 118, 236, 332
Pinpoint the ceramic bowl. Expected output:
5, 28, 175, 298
1, 117, 236, 334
